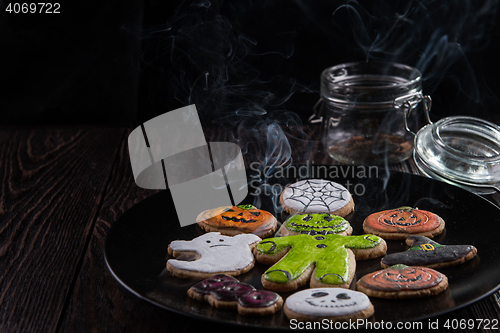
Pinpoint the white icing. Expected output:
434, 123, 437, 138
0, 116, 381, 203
282, 179, 351, 213
168, 232, 261, 273
285, 288, 371, 317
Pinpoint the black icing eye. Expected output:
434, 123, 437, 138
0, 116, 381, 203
324, 215, 333, 222
219, 239, 224, 242
336, 293, 351, 300
250, 212, 261, 216
390, 214, 398, 217
225, 209, 235, 212
302, 215, 313, 222
206, 240, 211, 243
311, 292, 329, 298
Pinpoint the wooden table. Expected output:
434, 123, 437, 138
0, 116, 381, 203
1, 125, 499, 332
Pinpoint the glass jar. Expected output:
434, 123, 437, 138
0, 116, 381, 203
414, 116, 500, 194
310, 61, 431, 165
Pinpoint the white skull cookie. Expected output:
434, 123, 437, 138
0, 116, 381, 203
284, 288, 374, 322
167, 232, 261, 279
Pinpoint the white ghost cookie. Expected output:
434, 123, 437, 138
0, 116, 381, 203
284, 288, 374, 322
167, 232, 261, 279
280, 179, 354, 217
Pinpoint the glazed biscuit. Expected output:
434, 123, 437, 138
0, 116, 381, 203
363, 206, 445, 240
284, 288, 374, 322
357, 264, 449, 299
280, 179, 355, 217
381, 235, 477, 269
278, 213, 352, 237
196, 204, 277, 238
167, 232, 261, 279
187, 274, 283, 316
254, 233, 386, 292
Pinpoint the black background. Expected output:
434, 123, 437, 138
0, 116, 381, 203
1, 0, 500, 127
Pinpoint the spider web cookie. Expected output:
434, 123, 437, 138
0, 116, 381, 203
280, 179, 354, 216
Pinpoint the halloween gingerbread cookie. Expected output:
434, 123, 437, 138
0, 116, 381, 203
357, 264, 448, 299
381, 235, 477, 269
254, 233, 387, 292
187, 274, 283, 316
284, 288, 374, 323
280, 179, 355, 217
363, 206, 445, 240
167, 232, 261, 279
278, 213, 352, 236
196, 204, 278, 238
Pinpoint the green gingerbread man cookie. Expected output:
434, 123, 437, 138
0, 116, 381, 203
254, 233, 387, 292
278, 213, 352, 236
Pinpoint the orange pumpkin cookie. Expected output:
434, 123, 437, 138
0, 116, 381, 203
196, 204, 278, 238
357, 264, 448, 299
362, 206, 445, 240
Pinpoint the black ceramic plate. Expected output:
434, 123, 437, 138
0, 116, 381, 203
104, 170, 500, 329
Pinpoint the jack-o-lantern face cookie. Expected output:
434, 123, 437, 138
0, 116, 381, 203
363, 206, 445, 240
284, 288, 374, 322
196, 204, 277, 238
356, 264, 448, 299
381, 235, 477, 269
254, 233, 387, 292
278, 213, 352, 236
280, 179, 355, 217
167, 232, 261, 279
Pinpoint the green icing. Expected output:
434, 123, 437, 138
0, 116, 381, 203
237, 204, 256, 210
284, 213, 348, 234
391, 264, 408, 270
396, 206, 415, 211
256, 233, 382, 285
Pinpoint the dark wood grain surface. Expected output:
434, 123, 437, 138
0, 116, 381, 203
1, 125, 499, 333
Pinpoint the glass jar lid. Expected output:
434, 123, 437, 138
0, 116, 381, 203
414, 116, 500, 193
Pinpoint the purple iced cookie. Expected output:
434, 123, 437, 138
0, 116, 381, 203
238, 290, 280, 308
210, 282, 256, 301
191, 274, 238, 294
